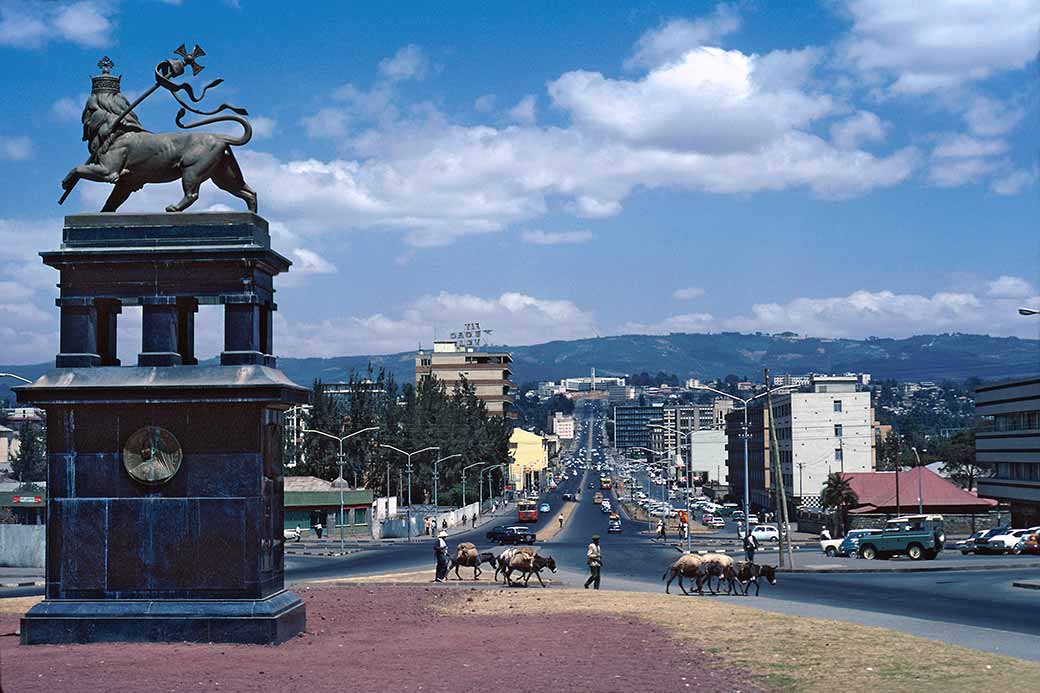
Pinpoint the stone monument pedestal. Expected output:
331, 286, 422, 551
15, 213, 308, 645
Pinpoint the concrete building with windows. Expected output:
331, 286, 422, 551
770, 376, 874, 510
551, 412, 575, 440
726, 375, 874, 512
976, 377, 1040, 527
652, 404, 716, 469
613, 404, 664, 450
690, 429, 728, 485
416, 340, 515, 417
508, 428, 549, 495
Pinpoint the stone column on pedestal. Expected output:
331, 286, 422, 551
139, 296, 182, 367
56, 297, 100, 368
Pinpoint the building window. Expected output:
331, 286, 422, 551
834, 424, 843, 437
834, 448, 843, 463
353, 508, 367, 525
833, 400, 842, 413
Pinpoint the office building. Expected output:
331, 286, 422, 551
613, 404, 664, 450
976, 377, 1040, 527
416, 340, 515, 417
552, 412, 575, 440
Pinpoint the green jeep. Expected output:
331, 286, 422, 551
856, 514, 945, 561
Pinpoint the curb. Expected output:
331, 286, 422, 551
285, 548, 365, 558
1011, 581, 1040, 590
0, 580, 44, 588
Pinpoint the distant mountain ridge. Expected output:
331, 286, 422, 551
3, 332, 1038, 401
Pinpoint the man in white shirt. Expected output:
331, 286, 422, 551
584, 534, 601, 589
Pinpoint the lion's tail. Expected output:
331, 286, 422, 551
175, 108, 252, 147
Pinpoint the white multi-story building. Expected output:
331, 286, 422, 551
551, 412, 575, 440
689, 429, 728, 485
771, 375, 874, 509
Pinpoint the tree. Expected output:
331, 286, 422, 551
939, 430, 989, 491
820, 472, 859, 536
9, 421, 47, 483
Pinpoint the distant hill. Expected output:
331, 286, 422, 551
3, 332, 1038, 402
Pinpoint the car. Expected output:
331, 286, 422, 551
825, 529, 883, 557
708, 517, 725, 529
485, 525, 510, 542
746, 514, 760, 524
954, 529, 993, 555
538, 502, 551, 513
561, 493, 575, 502
978, 527, 1040, 554
750, 525, 780, 543
1017, 530, 1040, 555
607, 518, 622, 534
732, 511, 745, 522
497, 526, 537, 544
855, 514, 945, 560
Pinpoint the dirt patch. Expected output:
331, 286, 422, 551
459, 589, 1040, 692
0, 584, 758, 692
0, 596, 41, 616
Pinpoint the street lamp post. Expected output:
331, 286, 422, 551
432, 452, 462, 509
646, 426, 695, 552
380, 445, 438, 542
692, 384, 799, 539
462, 461, 482, 508
480, 464, 506, 511
631, 446, 669, 537
1018, 308, 1040, 316
302, 426, 379, 552
911, 446, 925, 514
0, 373, 32, 384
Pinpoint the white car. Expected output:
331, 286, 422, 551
747, 514, 760, 524
980, 527, 1040, 554
708, 516, 725, 529
750, 525, 780, 543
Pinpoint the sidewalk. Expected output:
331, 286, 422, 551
0, 566, 44, 587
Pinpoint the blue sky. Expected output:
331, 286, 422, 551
0, 0, 1037, 364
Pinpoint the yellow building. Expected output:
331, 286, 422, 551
508, 428, 549, 495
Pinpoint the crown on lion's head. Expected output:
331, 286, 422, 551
81, 56, 145, 153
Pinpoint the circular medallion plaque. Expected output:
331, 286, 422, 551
123, 426, 183, 485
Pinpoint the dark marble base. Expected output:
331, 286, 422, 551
20, 590, 306, 645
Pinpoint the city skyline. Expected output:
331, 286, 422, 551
0, 1, 1037, 364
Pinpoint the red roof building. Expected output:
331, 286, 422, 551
842, 467, 998, 514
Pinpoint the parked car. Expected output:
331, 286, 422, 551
831, 529, 883, 557
746, 514, 760, 524
708, 517, 725, 529
1017, 530, 1040, 555
855, 514, 945, 560
978, 527, 1040, 554
539, 502, 551, 513
954, 529, 995, 555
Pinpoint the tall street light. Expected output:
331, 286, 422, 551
432, 452, 462, 509
0, 373, 33, 384
630, 446, 670, 537
693, 384, 799, 534
911, 446, 926, 514
481, 463, 506, 510
302, 426, 379, 552
1018, 308, 1040, 316
461, 461, 483, 508
380, 445, 438, 542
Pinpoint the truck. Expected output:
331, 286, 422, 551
854, 514, 945, 560
593, 492, 603, 505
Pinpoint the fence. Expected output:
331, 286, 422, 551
0, 524, 45, 568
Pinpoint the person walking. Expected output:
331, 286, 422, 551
584, 534, 602, 589
314, 520, 323, 540
424, 517, 431, 536
744, 529, 759, 563
441, 518, 448, 531
657, 520, 667, 541
434, 530, 449, 582
558, 513, 565, 530
471, 514, 477, 528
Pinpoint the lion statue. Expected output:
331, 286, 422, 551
62, 87, 256, 213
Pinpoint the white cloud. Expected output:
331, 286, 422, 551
378, 44, 428, 81
250, 116, 277, 139
991, 168, 1036, 196
927, 134, 1012, 189
508, 95, 537, 125
842, 0, 1040, 94
987, 276, 1035, 300
0, 135, 32, 160
927, 157, 1001, 188
830, 111, 887, 150
625, 278, 1040, 340
289, 248, 336, 275
51, 96, 82, 121
932, 134, 1008, 159
673, 287, 705, 300
521, 229, 594, 245
0, 1, 114, 48
625, 4, 741, 70
550, 46, 835, 154
301, 108, 350, 139
275, 291, 598, 357
963, 95, 1026, 137
474, 94, 495, 112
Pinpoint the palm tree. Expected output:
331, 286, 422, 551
820, 472, 859, 536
